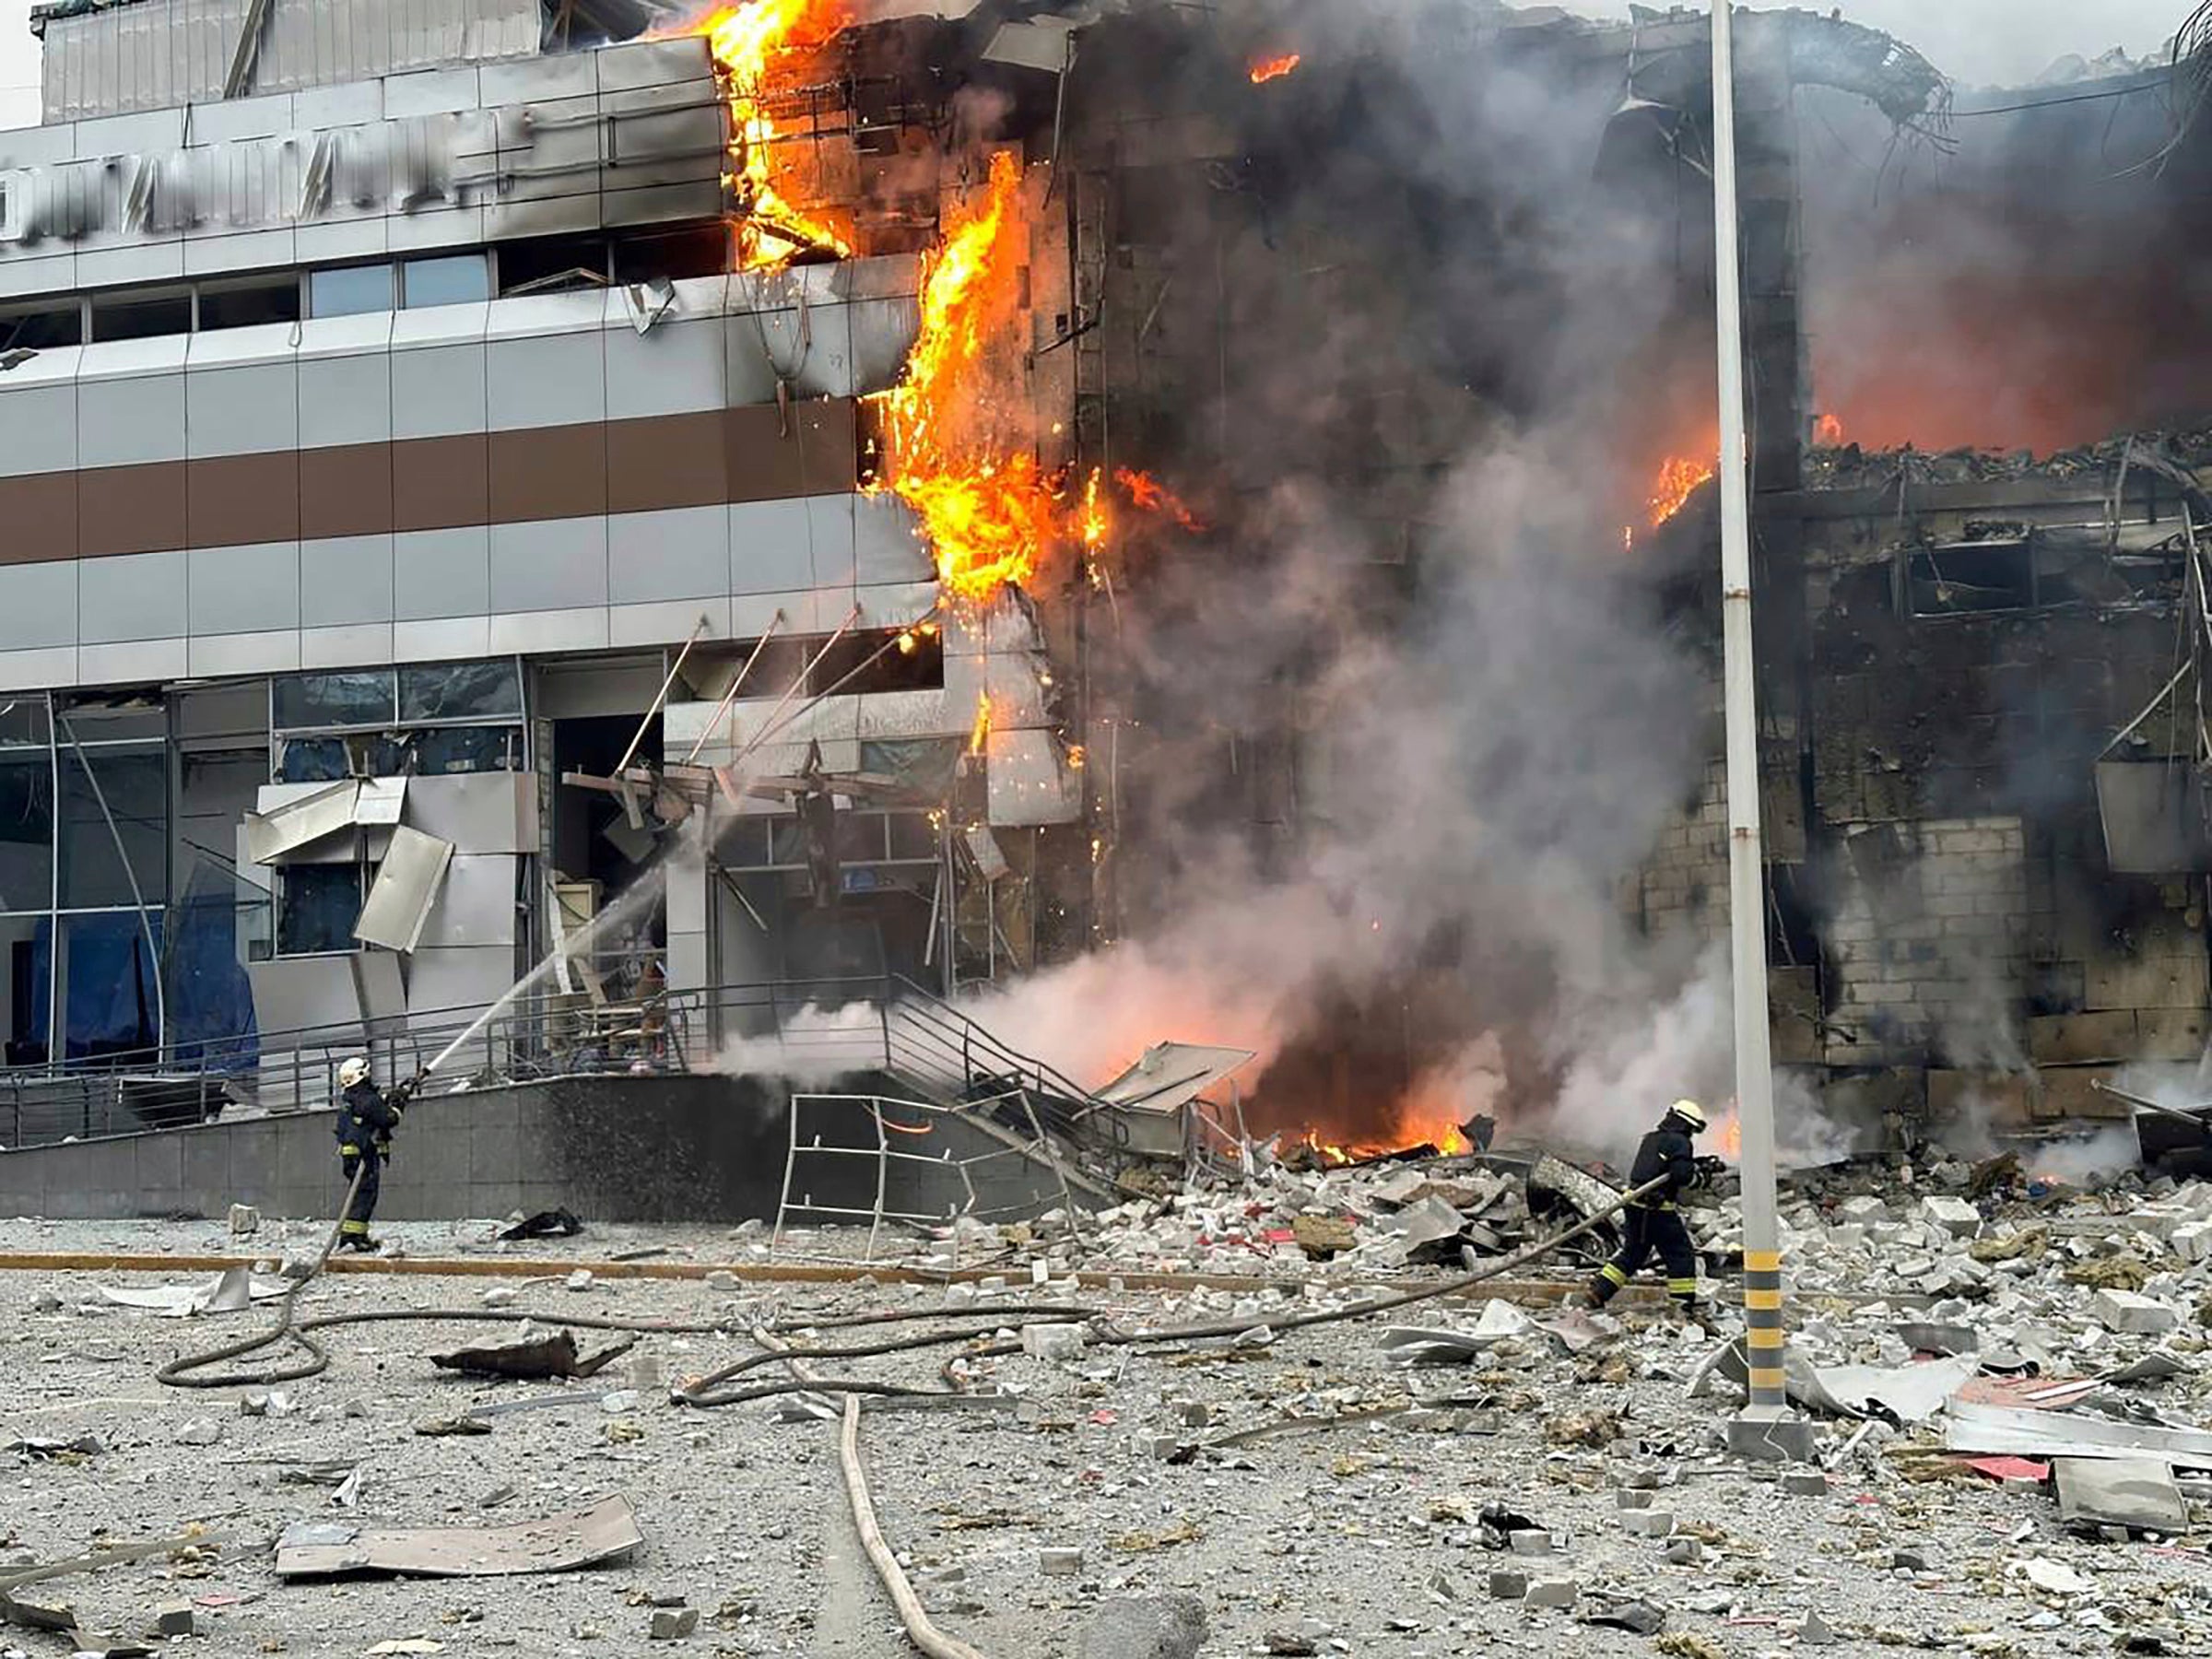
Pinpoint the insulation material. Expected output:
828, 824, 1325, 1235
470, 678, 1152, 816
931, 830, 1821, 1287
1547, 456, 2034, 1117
353, 826, 454, 954
985, 728, 1080, 827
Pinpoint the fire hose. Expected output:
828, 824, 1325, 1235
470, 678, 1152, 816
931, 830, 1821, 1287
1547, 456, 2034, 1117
153, 1171, 1672, 1659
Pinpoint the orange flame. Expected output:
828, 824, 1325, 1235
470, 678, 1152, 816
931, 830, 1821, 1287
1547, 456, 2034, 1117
1647, 454, 1716, 527
1250, 53, 1302, 84
692, 0, 855, 269
867, 151, 1069, 603
1714, 1112, 1743, 1162
1813, 412, 1846, 447
1113, 467, 1207, 533
968, 692, 994, 757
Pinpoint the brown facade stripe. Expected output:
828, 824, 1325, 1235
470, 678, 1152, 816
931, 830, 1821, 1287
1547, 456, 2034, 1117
0, 399, 865, 563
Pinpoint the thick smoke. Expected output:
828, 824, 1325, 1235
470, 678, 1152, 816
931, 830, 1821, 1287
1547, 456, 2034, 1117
963, 7, 1810, 1165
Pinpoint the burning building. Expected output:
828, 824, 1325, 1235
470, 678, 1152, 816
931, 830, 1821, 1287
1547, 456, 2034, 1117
0, 0, 2203, 1188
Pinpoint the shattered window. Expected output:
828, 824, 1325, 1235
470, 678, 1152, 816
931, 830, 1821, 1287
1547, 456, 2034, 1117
0, 698, 50, 747
0, 750, 53, 913
398, 661, 523, 724
273, 672, 397, 733
58, 744, 168, 910
886, 811, 938, 863
408, 726, 524, 776
277, 864, 364, 957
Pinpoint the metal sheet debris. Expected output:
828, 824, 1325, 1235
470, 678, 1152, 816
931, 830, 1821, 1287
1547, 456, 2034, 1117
2053, 1456, 2188, 1535
1945, 1398, 2212, 1466
353, 826, 456, 954
1798, 1355, 1980, 1424
99, 1268, 288, 1318
271, 1494, 642, 1580
245, 781, 360, 865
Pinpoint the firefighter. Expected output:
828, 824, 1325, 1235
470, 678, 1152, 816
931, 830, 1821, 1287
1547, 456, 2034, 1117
1583, 1099, 1715, 1320
334, 1056, 413, 1253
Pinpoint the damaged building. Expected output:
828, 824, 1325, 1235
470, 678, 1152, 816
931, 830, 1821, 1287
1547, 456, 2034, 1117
0, 0, 2205, 1193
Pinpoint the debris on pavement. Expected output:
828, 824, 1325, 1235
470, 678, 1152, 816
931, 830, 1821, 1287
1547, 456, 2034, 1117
271, 1495, 643, 1580
429, 1330, 638, 1381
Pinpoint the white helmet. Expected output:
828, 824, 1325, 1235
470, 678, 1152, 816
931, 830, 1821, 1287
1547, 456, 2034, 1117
338, 1056, 371, 1089
1668, 1099, 1708, 1132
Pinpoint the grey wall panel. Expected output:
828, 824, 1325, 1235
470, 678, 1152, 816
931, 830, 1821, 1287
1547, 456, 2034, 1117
854, 496, 931, 585
186, 364, 300, 459
0, 561, 78, 650
605, 317, 726, 421
78, 374, 187, 468
300, 535, 398, 627
610, 597, 729, 650
188, 541, 301, 634
418, 853, 519, 948
761, 303, 856, 400
301, 622, 396, 669
406, 773, 534, 853
0, 646, 78, 691
488, 516, 607, 613
0, 383, 79, 477
806, 494, 859, 589
393, 617, 490, 663
79, 549, 189, 645
729, 498, 818, 594
79, 636, 189, 686
487, 606, 608, 655
608, 504, 724, 604
391, 345, 488, 441
487, 330, 607, 431
299, 355, 395, 449
394, 525, 490, 620
848, 297, 923, 395
187, 629, 303, 677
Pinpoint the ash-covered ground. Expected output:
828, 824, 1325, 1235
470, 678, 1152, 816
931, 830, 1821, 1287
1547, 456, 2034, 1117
6, 1155, 2212, 1658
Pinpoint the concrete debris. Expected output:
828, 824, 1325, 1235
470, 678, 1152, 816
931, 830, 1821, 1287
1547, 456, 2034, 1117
1523, 1580, 1579, 1610
172, 1418, 222, 1447
2091, 1289, 2180, 1335
1077, 1595, 1206, 1659
430, 1331, 638, 1381
1039, 1547, 1085, 1578
647, 1606, 699, 1640
146, 1602, 194, 1638
2053, 1457, 2189, 1535
227, 1204, 259, 1237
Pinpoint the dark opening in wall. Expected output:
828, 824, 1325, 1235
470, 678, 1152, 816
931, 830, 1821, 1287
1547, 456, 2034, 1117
1908, 537, 2033, 616
0, 300, 81, 350
198, 275, 302, 331
614, 226, 731, 285
498, 234, 612, 296
90, 289, 192, 342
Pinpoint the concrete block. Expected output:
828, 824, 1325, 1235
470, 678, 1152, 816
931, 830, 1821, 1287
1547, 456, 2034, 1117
1488, 1571, 1528, 1601
1781, 1470, 1830, 1496
2138, 1008, 2212, 1062
1621, 1510, 1675, 1537
2171, 1220, 2212, 1265
1040, 1547, 1085, 1578
2085, 950, 2210, 1012
1523, 1580, 1579, 1611
2091, 1290, 2179, 1335
148, 1601, 195, 1637
1920, 1197, 1982, 1239
1022, 1324, 1089, 1361
1508, 1530, 1554, 1557
228, 1202, 260, 1236
2028, 1011, 2137, 1065
649, 1607, 699, 1641
1078, 1596, 1206, 1659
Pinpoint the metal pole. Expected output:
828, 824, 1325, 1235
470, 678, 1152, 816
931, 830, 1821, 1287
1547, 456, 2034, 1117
1711, 2, 1812, 1465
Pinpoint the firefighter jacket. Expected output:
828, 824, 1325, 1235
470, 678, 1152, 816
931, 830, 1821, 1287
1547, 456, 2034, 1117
1627, 1124, 1696, 1210
335, 1079, 403, 1160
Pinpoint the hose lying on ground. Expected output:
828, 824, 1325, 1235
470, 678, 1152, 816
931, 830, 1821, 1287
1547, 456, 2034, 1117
160, 1173, 1668, 1402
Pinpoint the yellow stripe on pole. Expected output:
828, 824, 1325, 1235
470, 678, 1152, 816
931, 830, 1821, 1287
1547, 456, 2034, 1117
1745, 1325, 1786, 1348
1744, 1288, 1782, 1311
1744, 1250, 1782, 1273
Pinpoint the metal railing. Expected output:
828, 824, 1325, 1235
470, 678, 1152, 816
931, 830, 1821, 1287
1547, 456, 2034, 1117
0, 971, 1119, 1158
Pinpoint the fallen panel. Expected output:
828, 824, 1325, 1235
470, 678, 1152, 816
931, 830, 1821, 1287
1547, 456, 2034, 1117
355, 778, 408, 828
245, 781, 360, 865
2054, 1456, 2188, 1534
1945, 1398, 2212, 1466
1093, 1042, 1257, 1116
354, 826, 455, 954
100, 1268, 288, 1318
1800, 1355, 1979, 1425
272, 1494, 641, 1580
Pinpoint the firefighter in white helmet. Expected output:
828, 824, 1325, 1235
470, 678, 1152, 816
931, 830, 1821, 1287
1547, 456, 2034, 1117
332, 1055, 413, 1253
1583, 1100, 1713, 1319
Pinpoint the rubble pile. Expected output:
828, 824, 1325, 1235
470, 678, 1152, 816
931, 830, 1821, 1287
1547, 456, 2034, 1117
1804, 426, 2212, 491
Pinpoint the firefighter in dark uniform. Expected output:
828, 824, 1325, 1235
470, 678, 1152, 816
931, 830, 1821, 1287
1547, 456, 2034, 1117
1584, 1100, 1713, 1319
335, 1056, 413, 1253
